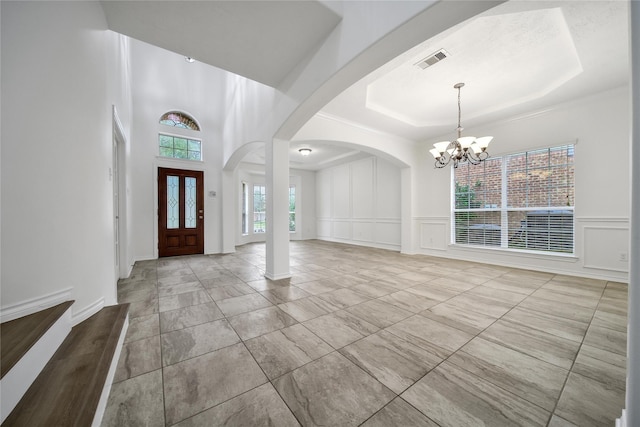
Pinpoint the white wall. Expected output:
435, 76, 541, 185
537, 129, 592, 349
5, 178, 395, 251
220, 2, 501, 167
415, 87, 630, 281
1, 1, 133, 321
295, 169, 318, 240
128, 39, 228, 260
316, 156, 402, 250
220, 1, 440, 164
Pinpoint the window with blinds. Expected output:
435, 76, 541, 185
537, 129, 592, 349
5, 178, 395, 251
453, 145, 574, 254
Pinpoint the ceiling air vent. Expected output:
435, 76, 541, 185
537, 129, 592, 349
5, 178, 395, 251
415, 49, 449, 69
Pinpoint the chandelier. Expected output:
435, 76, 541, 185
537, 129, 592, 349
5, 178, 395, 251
429, 83, 493, 168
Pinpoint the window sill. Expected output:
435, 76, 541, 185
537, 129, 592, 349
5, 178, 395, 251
449, 243, 579, 263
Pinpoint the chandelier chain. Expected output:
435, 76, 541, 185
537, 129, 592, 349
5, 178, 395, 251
457, 85, 462, 138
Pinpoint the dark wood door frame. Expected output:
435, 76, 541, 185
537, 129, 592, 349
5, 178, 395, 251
158, 167, 204, 257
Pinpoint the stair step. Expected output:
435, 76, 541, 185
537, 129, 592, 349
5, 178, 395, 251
1, 301, 74, 379
3, 303, 129, 426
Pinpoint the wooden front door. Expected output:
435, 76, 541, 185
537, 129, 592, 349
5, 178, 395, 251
158, 167, 204, 257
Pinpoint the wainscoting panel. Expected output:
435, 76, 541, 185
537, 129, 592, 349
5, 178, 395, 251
352, 221, 374, 243
317, 219, 331, 238
315, 156, 401, 250
583, 226, 629, 273
419, 221, 448, 251
376, 160, 401, 219
331, 164, 350, 219
332, 221, 351, 240
375, 222, 401, 246
352, 158, 374, 219
316, 171, 332, 219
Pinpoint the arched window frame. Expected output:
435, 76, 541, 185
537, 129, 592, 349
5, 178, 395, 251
158, 111, 202, 161
159, 111, 201, 131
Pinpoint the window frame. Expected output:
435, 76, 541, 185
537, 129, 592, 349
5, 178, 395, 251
159, 111, 200, 131
241, 182, 249, 236
289, 185, 296, 233
158, 132, 203, 162
253, 185, 266, 234
452, 144, 575, 255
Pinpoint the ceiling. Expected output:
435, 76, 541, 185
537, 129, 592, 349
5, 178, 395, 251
103, 1, 629, 170
100, 0, 341, 88
243, 141, 374, 172
319, 0, 629, 143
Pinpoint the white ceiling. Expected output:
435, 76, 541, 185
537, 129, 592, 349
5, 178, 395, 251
320, 0, 629, 143
100, 0, 341, 88
242, 141, 373, 172
103, 1, 629, 170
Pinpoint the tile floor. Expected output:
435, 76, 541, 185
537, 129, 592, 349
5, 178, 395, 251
102, 240, 627, 427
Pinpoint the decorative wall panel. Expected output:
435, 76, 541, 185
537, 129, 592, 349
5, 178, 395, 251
583, 226, 629, 272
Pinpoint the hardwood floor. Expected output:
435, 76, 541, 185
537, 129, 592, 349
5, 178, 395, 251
0, 300, 73, 379
4, 304, 129, 426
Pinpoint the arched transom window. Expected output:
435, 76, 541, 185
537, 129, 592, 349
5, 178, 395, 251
159, 111, 200, 131
158, 111, 202, 161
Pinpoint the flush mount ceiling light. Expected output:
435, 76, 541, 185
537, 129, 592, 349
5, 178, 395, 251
430, 83, 493, 168
185, 57, 195, 63
298, 148, 312, 156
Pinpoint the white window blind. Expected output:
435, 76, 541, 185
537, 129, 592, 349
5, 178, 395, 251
453, 145, 574, 254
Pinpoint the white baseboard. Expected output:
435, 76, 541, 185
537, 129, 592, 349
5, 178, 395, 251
0, 288, 73, 323
616, 409, 627, 427
71, 297, 105, 326
0, 304, 73, 423
134, 255, 156, 262
264, 271, 293, 281
316, 236, 401, 252
91, 313, 128, 427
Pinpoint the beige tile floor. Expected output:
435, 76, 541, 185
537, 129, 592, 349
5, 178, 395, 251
102, 240, 627, 427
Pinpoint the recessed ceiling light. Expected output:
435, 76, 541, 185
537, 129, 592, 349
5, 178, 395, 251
298, 148, 312, 156
185, 57, 195, 63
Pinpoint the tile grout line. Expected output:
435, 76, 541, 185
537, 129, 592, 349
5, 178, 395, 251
378, 271, 558, 424
544, 280, 617, 427
110, 242, 625, 426
156, 262, 169, 427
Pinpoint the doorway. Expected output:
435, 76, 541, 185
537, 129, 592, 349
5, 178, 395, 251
158, 167, 204, 257
113, 136, 120, 276
112, 106, 128, 280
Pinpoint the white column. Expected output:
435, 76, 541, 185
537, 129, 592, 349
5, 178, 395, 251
265, 138, 291, 280
221, 169, 236, 254
626, 2, 640, 425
